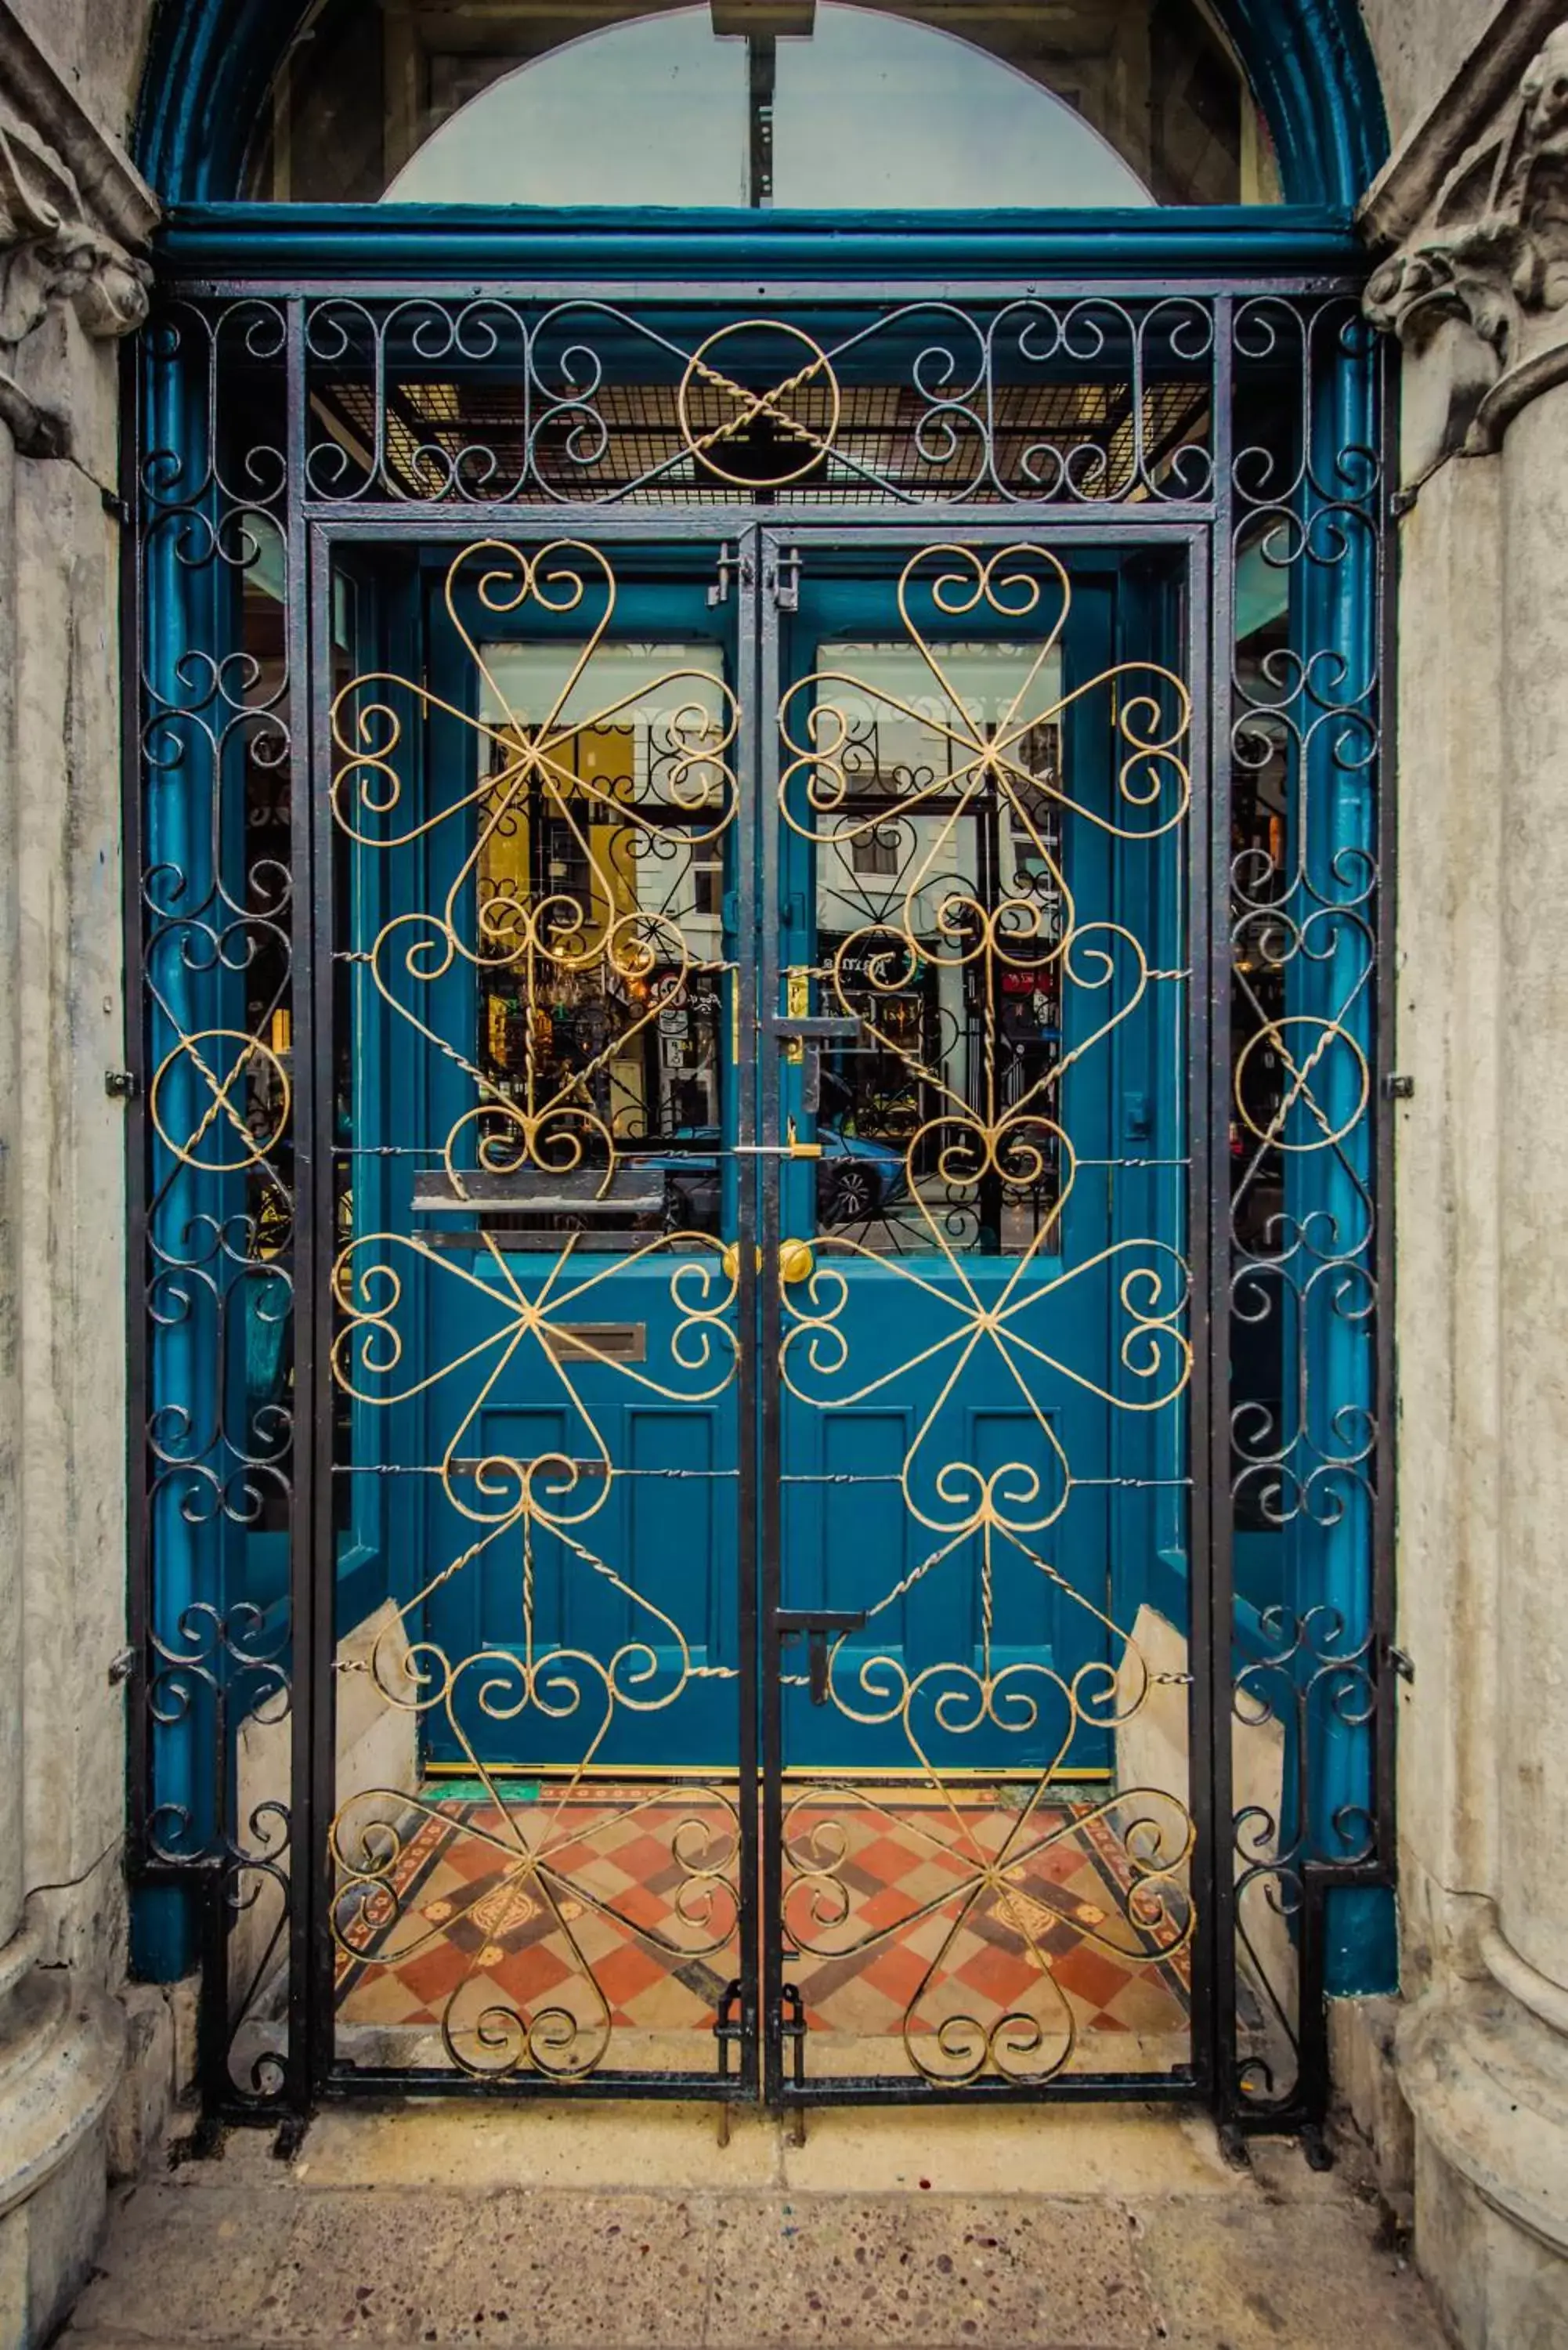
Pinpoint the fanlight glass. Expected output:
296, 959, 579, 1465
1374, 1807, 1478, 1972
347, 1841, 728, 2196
247, 0, 1281, 207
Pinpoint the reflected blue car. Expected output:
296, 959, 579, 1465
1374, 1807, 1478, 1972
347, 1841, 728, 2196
630, 1122, 908, 1227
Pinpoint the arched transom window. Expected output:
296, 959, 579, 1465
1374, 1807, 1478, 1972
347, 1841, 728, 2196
249, 0, 1281, 206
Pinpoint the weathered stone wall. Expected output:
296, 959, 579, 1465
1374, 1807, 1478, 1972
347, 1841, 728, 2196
0, 3, 156, 2337
5, 0, 155, 146
1360, 0, 1501, 147
1363, 1, 1568, 2341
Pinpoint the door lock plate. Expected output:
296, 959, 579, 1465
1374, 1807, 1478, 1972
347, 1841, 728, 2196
775, 1608, 869, 1705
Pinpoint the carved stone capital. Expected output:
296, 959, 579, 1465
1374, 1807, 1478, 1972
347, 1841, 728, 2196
1366, 20, 1568, 472
0, 1, 156, 460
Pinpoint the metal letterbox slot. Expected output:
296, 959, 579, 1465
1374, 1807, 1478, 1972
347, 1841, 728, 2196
541, 1321, 647, 1365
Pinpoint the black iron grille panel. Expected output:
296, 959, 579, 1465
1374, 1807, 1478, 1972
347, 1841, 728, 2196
313, 371, 1212, 505
127, 277, 1392, 2133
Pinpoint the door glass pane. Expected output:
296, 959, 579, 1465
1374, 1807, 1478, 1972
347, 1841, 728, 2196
247, 0, 1279, 206
805, 640, 1068, 1256
475, 643, 732, 1220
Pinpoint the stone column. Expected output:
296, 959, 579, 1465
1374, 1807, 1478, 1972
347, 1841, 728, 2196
1495, 381, 1568, 2010
0, 8, 155, 2343
1365, 19, 1568, 2347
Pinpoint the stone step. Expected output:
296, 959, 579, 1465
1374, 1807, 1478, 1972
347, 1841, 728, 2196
60, 2106, 1444, 2350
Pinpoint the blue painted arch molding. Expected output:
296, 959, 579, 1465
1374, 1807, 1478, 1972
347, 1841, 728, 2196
136, 0, 1387, 213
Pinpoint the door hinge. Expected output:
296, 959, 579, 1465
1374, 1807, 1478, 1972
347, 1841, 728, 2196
104, 1069, 140, 1101
1382, 1073, 1414, 1101
1385, 1642, 1415, 1683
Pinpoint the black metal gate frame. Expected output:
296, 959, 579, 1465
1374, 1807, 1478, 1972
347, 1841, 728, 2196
124, 275, 1397, 2137
753, 517, 1217, 2110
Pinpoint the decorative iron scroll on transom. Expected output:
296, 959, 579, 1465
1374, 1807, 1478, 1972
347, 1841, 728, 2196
680, 319, 841, 487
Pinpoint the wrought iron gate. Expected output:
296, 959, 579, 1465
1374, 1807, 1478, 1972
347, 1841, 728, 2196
127, 277, 1393, 2130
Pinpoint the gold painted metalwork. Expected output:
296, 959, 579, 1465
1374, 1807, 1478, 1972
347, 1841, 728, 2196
677, 320, 841, 489
779, 1238, 815, 1285
782, 1779, 1193, 2084
149, 1025, 291, 1173
327, 540, 743, 2079
322, 532, 1198, 2085
775, 542, 1196, 2083
1234, 1014, 1370, 1152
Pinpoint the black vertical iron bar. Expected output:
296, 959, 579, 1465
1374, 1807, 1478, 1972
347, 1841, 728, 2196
281, 297, 323, 2114
1183, 516, 1218, 2105
758, 530, 786, 2104
121, 333, 153, 1872
196, 1869, 232, 2112
1205, 295, 1242, 2128
1372, 326, 1399, 1873
734, 523, 764, 2094
304, 507, 341, 2106
1295, 1874, 1330, 2123
212, 1609, 237, 2108
975, 756, 1002, 1253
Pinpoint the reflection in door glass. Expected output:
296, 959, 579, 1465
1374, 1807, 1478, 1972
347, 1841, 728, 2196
476, 642, 732, 1237
808, 642, 1067, 1255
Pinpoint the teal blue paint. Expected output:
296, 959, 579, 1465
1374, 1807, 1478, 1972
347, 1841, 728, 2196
153, 204, 1367, 284
1306, 325, 1384, 1971
1230, 311, 1386, 2003
353, 548, 745, 1773
771, 555, 1186, 1775
1326, 1883, 1398, 1996
135, 332, 201, 1984
135, 323, 298, 1985
1234, 540, 1291, 643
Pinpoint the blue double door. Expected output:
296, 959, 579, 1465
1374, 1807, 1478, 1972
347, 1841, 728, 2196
330, 526, 1193, 1791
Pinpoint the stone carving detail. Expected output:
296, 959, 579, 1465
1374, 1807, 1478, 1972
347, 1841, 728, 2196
0, 116, 150, 458
1367, 27, 1568, 462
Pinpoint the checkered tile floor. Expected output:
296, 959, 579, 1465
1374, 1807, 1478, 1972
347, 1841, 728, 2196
779, 1784, 1191, 2073
334, 1781, 1191, 2079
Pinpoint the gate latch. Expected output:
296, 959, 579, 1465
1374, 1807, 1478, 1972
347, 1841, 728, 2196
775, 1608, 868, 1705
768, 1005, 858, 1111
